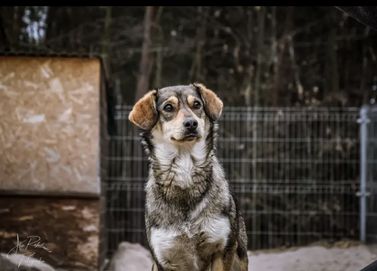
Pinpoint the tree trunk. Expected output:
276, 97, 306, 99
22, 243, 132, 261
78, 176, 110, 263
326, 13, 339, 94
288, 34, 303, 103
135, 6, 156, 101
270, 7, 279, 106
153, 7, 164, 88
274, 7, 294, 106
0, 8, 10, 49
360, 27, 369, 104
189, 7, 208, 82
101, 7, 112, 77
253, 6, 266, 107
1, 7, 25, 49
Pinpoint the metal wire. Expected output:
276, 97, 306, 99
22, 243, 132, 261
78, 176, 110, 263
105, 106, 360, 255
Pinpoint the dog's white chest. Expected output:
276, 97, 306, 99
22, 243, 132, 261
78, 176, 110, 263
150, 215, 230, 270
198, 216, 231, 246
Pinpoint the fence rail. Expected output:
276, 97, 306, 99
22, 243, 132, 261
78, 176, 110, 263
105, 106, 361, 255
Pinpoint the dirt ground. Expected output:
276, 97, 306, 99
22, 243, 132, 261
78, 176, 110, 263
249, 241, 377, 271
108, 241, 377, 271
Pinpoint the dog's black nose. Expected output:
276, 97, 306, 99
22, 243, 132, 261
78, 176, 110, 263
183, 118, 198, 131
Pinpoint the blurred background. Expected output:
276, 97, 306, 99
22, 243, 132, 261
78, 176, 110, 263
0, 6, 377, 271
1, 6, 377, 106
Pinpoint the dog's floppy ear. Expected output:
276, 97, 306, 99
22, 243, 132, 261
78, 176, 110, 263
129, 90, 158, 130
193, 83, 223, 121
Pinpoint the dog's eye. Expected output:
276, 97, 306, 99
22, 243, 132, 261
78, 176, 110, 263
193, 101, 201, 109
163, 104, 174, 112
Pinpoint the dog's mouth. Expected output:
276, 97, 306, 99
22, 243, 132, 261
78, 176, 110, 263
171, 133, 201, 142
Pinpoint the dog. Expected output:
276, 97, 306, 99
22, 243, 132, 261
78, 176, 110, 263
128, 83, 248, 271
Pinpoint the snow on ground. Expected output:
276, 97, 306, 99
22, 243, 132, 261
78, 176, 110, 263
108, 242, 153, 271
108, 241, 377, 271
249, 242, 377, 271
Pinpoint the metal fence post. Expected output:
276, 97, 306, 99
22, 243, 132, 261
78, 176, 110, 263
358, 105, 369, 242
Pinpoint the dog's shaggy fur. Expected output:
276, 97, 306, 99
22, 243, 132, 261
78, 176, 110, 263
129, 84, 248, 271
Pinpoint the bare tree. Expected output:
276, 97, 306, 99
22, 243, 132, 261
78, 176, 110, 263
153, 7, 164, 88
101, 7, 112, 76
135, 6, 156, 101
189, 7, 208, 82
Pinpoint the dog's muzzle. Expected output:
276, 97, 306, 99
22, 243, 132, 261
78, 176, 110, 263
171, 118, 200, 142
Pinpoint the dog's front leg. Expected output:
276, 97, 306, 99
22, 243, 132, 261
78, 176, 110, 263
211, 252, 224, 271
223, 243, 237, 271
151, 261, 159, 271
151, 260, 167, 271
212, 243, 237, 271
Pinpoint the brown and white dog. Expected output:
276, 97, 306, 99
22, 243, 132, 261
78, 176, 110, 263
128, 83, 248, 271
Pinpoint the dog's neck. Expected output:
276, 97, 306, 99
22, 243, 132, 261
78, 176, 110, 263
141, 124, 218, 206
153, 138, 208, 188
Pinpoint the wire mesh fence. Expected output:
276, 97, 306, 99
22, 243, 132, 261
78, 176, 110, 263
105, 106, 361, 255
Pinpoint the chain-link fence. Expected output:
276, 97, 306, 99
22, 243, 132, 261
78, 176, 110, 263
105, 106, 360, 255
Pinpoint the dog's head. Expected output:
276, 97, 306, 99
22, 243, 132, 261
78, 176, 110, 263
129, 83, 223, 146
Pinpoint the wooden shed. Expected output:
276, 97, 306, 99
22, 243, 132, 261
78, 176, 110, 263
0, 55, 108, 270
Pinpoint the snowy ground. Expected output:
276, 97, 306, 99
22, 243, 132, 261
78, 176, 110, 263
108, 241, 377, 271
249, 241, 377, 271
